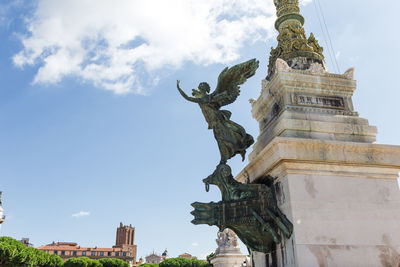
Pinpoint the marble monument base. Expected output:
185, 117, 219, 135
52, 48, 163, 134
210, 254, 248, 267
237, 137, 400, 267
210, 229, 248, 267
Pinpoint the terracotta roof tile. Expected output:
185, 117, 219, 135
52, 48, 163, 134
37, 244, 133, 252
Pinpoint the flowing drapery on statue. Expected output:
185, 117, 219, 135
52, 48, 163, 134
177, 58, 258, 164
178, 58, 293, 253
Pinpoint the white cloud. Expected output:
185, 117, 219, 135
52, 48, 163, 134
192, 242, 199, 247
14, 0, 278, 94
72, 211, 90, 218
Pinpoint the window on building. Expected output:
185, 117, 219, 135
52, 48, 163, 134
123, 252, 126, 256
82, 251, 86, 256
91, 251, 95, 256
108, 252, 111, 256
116, 252, 119, 256
54, 250, 58, 255
100, 252, 104, 256
61, 251, 65, 256
73, 251, 77, 256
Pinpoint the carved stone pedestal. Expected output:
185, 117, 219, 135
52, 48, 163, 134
237, 62, 400, 266
211, 254, 249, 267
210, 229, 247, 267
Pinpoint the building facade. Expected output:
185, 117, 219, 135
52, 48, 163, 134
145, 250, 168, 264
38, 222, 137, 266
178, 253, 196, 260
20, 238, 33, 247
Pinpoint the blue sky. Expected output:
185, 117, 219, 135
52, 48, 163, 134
0, 0, 399, 261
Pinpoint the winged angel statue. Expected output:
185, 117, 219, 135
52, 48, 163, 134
177, 59, 259, 164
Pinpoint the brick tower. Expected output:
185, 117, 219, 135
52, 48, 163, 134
113, 222, 137, 265
115, 222, 135, 247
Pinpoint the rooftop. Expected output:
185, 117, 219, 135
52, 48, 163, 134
38, 242, 136, 252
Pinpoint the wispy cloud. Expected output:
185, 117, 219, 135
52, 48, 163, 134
0, 0, 24, 28
13, 0, 278, 95
192, 242, 199, 247
72, 211, 90, 218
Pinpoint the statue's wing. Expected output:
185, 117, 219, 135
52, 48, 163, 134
211, 58, 259, 107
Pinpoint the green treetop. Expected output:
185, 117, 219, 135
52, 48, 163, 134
267, 0, 325, 80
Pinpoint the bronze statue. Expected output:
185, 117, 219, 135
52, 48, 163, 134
178, 58, 293, 253
177, 59, 259, 164
191, 164, 293, 252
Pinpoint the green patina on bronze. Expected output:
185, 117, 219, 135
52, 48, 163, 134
191, 164, 293, 252
177, 59, 257, 164
178, 59, 293, 253
267, 0, 325, 80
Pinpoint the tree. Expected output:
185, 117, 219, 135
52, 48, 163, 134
63, 256, 102, 267
206, 252, 215, 264
160, 257, 212, 267
0, 237, 63, 267
99, 257, 129, 267
191, 259, 213, 267
138, 264, 159, 267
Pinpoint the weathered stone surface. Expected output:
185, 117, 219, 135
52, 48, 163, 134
210, 229, 247, 267
215, 229, 242, 255
239, 137, 400, 184
249, 111, 377, 160
237, 136, 400, 266
249, 62, 379, 162
239, 57, 400, 266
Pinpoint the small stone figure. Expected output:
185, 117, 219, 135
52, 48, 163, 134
177, 59, 258, 164
215, 229, 240, 255
0, 192, 5, 227
211, 229, 248, 267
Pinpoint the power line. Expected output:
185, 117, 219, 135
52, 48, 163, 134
314, 0, 340, 73
316, 0, 341, 73
312, 0, 334, 71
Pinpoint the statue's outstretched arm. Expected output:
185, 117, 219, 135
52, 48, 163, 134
177, 80, 201, 103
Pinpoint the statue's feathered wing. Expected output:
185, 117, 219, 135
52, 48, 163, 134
211, 58, 259, 107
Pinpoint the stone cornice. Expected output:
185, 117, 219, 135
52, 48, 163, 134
237, 137, 400, 183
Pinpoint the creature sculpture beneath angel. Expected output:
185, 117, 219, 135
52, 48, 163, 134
177, 59, 259, 164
